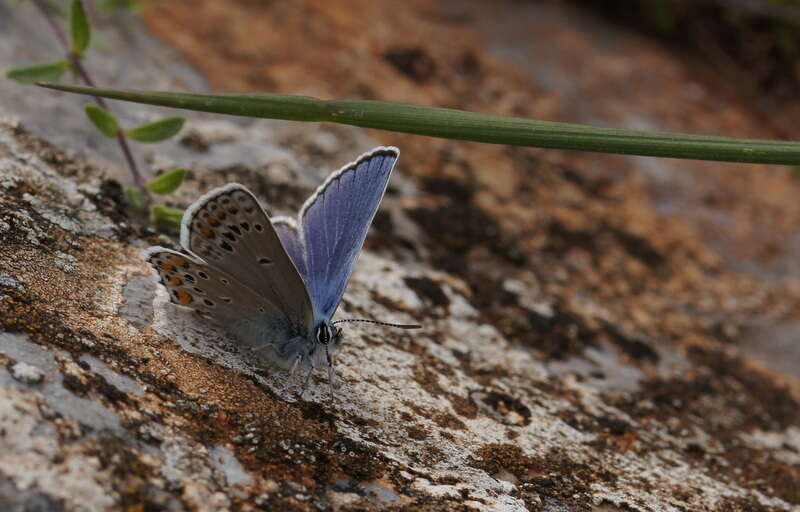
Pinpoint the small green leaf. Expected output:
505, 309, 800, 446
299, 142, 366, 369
124, 186, 146, 211
70, 0, 91, 56
146, 168, 187, 195
126, 116, 185, 143
6, 61, 70, 84
152, 204, 184, 230
84, 104, 119, 138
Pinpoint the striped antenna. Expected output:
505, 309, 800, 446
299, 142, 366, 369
333, 318, 422, 329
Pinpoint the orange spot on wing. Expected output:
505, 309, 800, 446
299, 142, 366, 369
159, 262, 175, 273
169, 276, 182, 286
176, 290, 192, 304
170, 256, 189, 268
207, 217, 220, 227
200, 226, 215, 238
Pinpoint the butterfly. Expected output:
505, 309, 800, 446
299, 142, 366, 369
145, 147, 419, 396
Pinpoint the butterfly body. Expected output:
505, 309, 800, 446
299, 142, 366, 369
146, 147, 400, 382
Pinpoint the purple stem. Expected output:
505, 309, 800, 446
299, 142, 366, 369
31, 0, 146, 188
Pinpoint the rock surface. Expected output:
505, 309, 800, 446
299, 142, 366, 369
1, 1, 799, 511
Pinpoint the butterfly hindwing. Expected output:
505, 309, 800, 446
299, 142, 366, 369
146, 247, 266, 322
180, 183, 314, 327
300, 147, 399, 319
145, 247, 294, 345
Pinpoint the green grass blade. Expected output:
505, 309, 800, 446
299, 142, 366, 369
37, 82, 800, 165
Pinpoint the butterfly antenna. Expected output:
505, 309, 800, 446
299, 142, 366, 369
332, 318, 422, 329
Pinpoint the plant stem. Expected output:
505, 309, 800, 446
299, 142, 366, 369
31, 0, 146, 188
33, 0, 69, 48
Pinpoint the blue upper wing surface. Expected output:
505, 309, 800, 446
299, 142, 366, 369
300, 147, 399, 320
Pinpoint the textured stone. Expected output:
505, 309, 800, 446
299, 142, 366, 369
9, 362, 44, 385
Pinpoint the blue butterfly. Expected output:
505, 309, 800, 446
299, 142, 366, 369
146, 147, 418, 395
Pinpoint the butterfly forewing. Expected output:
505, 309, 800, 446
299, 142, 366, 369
300, 147, 399, 319
181, 183, 314, 328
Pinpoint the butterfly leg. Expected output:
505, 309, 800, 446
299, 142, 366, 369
324, 344, 337, 403
299, 364, 314, 399
290, 353, 303, 377
327, 361, 337, 403
295, 345, 317, 399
